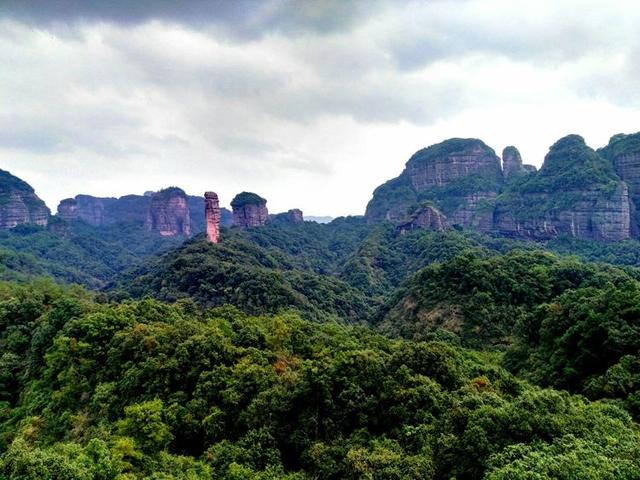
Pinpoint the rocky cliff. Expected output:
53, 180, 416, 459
0, 169, 50, 229
366, 134, 635, 242
204, 191, 221, 243
494, 135, 632, 241
365, 138, 503, 226
270, 209, 304, 225
599, 132, 640, 231
231, 192, 268, 228
57, 194, 148, 226
501, 145, 538, 180
396, 204, 448, 235
145, 187, 192, 237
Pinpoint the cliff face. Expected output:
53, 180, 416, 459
366, 134, 635, 242
396, 204, 448, 235
145, 188, 192, 237
405, 139, 502, 190
502, 146, 530, 180
495, 135, 632, 241
57, 198, 78, 221
204, 191, 221, 243
231, 192, 268, 228
365, 138, 502, 226
286, 209, 304, 224
495, 182, 631, 241
0, 169, 50, 229
57, 194, 149, 226
599, 132, 640, 232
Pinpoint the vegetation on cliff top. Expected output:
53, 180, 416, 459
231, 191, 267, 208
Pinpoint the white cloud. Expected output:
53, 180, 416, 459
0, 1, 639, 217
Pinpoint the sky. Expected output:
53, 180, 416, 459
1, 0, 639, 217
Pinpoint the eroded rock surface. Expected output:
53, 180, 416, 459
145, 188, 192, 237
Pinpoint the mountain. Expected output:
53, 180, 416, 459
366, 134, 639, 242
0, 169, 50, 229
495, 135, 631, 241
57, 192, 233, 232
365, 138, 503, 229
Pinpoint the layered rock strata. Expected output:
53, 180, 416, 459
145, 188, 192, 237
396, 204, 448, 235
204, 191, 221, 243
0, 169, 50, 229
231, 192, 268, 228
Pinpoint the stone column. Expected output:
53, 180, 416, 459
205, 191, 221, 243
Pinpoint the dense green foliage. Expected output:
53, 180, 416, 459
112, 219, 376, 322
599, 132, 640, 163
0, 281, 639, 479
0, 222, 180, 289
2, 176, 640, 478
231, 192, 267, 208
0, 170, 35, 194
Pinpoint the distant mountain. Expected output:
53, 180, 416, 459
366, 132, 640, 242
58, 192, 233, 233
306, 215, 334, 224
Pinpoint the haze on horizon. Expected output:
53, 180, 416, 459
1, 0, 639, 217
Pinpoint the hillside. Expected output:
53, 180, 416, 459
0, 281, 639, 479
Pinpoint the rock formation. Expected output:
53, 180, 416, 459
268, 209, 305, 225
145, 187, 192, 237
204, 192, 221, 243
57, 198, 78, 221
286, 209, 304, 224
367, 134, 636, 242
502, 146, 528, 179
492, 135, 632, 241
365, 138, 503, 226
56, 194, 150, 226
0, 169, 50, 229
396, 204, 448, 235
231, 192, 268, 228
599, 132, 640, 231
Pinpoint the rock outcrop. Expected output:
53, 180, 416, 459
367, 134, 636, 242
145, 187, 192, 237
268, 209, 305, 225
494, 135, 632, 241
502, 146, 529, 179
365, 138, 503, 226
286, 209, 304, 224
231, 192, 268, 228
57, 190, 233, 234
57, 198, 78, 221
56, 194, 150, 226
599, 132, 640, 232
0, 169, 50, 229
204, 191, 221, 243
396, 204, 448, 235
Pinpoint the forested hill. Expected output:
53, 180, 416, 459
0, 281, 639, 479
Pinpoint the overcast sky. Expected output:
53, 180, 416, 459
1, 0, 639, 216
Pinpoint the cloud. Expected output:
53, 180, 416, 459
0, 0, 383, 40
0, 1, 639, 216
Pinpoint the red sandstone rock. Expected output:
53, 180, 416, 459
205, 191, 221, 243
231, 192, 268, 228
145, 187, 192, 237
